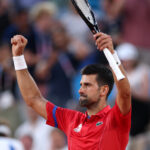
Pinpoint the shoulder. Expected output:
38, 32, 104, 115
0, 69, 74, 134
112, 102, 131, 117
57, 106, 84, 118
107, 102, 131, 130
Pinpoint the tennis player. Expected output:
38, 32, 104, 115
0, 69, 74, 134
11, 33, 131, 150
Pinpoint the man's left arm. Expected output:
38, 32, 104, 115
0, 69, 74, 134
94, 33, 131, 115
114, 65, 131, 115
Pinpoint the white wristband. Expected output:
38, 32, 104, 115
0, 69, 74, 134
103, 48, 125, 80
13, 55, 27, 70
113, 51, 121, 66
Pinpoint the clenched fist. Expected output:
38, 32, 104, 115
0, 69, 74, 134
11, 35, 28, 56
93, 32, 114, 54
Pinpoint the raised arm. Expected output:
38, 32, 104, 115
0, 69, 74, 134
11, 35, 48, 119
94, 33, 131, 115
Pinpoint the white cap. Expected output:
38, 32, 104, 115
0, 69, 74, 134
116, 43, 138, 61
0, 125, 11, 136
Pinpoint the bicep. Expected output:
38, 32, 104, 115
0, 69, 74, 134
117, 93, 131, 115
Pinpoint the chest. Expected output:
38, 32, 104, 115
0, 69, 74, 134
67, 117, 107, 149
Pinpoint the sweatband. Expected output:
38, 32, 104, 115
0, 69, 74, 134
13, 55, 27, 70
113, 51, 121, 66
103, 48, 125, 80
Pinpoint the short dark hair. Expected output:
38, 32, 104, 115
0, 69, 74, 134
81, 64, 114, 97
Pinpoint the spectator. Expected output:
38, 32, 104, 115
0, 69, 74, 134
0, 0, 11, 43
11, 0, 47, 10
117, 43, 150, 150
2, 7, 37, 77
29, 2, 58, 96
60, 1, 89, 43
0, 44, 16, 109
0, 119, 24, 150
50, 129, 68, 150
29, 1, 57, 59
20, 134, 33, 150
35, 23, 77, 107
103, 0, 150, 64
3, 7, 35, 50
15, 107, 53, 150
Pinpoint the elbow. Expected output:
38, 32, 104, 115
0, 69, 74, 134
25, 97, 34, 107
24, 95, 42, 108
120, 85, 131, 100
122, 91, 131, 100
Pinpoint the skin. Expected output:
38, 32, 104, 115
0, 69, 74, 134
94, 33, 131, 115
79, 74, 109, 116
11, 33, 131, 121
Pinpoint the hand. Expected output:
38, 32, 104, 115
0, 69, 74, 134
93, 32, 114, 54
11, 35, 28, 56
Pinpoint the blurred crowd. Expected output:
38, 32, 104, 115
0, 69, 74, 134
0, 0, 150, 150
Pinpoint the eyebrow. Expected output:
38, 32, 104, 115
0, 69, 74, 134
80, 82, 92, 86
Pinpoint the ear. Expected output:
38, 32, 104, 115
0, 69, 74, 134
100, 85, 109, 97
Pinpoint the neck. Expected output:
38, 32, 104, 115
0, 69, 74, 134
87, 98, 107, 116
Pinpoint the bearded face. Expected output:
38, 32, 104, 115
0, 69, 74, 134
79, 93, 100, 108
79, 75, 101, 108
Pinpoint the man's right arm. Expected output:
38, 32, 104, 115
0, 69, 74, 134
16, 70, 48, 119
11, 35, 48, 119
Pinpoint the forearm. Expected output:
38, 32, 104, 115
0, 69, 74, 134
112, 63, 131, 114
16, 69, 42, 105
114, 65, 131, 98
109, 50, 131, 114
110, 50, 131, 97
16, 69, 47, 118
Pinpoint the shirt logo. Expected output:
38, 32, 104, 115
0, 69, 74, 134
74, 124, 82, 132
96, 121, 103, 126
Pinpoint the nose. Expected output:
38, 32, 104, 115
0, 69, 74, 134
78, 86, 84, 95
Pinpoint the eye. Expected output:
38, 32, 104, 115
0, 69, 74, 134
84, 83, 91, 87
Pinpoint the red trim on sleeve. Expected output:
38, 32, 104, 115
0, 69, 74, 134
46, 101, 55, 127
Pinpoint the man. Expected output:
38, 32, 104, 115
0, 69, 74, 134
0, 120, 24, 150
11, 32, 131, 150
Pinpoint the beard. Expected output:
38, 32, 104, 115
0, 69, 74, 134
79, 94, 101, 108
79, 94, 91, 107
